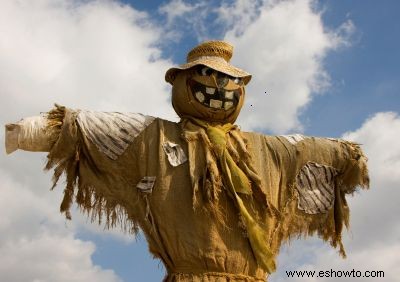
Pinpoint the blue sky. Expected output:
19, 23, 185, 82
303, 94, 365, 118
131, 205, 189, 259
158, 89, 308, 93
0, 0, 399, 281
306, 0, 400, 136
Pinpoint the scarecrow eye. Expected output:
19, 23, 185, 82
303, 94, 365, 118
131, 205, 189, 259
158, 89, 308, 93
200, 67, 213, 76
233, 77, 243, 85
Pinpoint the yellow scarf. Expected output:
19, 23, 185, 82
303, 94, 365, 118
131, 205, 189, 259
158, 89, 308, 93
182, 117, 276, 273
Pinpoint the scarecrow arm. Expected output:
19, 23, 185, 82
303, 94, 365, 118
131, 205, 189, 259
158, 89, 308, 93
5, 105, 155, 233
272, 135, 369, 256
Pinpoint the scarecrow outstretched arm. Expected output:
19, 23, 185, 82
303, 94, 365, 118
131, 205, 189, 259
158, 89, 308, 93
5, 105, 156, 232
272, 135, 369, 256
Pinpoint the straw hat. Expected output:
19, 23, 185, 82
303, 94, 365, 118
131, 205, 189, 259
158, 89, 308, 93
165, 40, 252, 85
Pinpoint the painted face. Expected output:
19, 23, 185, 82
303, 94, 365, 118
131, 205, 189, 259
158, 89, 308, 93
171, 66, 246, 124
189, 66, 244, 111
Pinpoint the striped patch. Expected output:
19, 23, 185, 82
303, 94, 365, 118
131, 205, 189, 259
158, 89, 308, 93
280, 134, 305, 145
77, 111, 155, 160
295, 162, 338, 214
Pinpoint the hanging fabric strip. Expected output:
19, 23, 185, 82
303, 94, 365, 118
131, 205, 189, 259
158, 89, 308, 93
181, 117, 276, 273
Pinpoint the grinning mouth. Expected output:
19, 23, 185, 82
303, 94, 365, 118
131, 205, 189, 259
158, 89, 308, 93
189, 79, 240, 111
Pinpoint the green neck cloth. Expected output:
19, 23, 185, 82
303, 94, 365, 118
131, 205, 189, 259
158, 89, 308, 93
184, 117, 276, 274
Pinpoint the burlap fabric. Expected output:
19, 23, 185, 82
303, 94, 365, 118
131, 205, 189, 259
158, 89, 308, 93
34, 105, 369, 281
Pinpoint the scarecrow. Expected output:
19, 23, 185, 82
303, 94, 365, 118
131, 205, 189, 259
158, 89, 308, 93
5, 41, 369, 281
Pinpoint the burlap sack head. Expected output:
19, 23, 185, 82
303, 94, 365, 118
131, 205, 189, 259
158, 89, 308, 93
166, 41, 251, 123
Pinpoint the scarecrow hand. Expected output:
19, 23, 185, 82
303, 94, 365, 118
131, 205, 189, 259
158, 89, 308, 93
5, 115, 57, 154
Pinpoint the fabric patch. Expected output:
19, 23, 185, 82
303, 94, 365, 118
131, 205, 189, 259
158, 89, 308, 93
136, 176, 156, 193
162, 141, 187, 167
296, 162, 338, 214
77, 111, 155, 160
280, 134, 305, 145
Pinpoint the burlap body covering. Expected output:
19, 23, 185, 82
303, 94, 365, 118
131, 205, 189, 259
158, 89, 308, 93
43, 107, 368, 281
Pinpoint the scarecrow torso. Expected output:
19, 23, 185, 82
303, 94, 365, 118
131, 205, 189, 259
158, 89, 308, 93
123, 118, 269, 280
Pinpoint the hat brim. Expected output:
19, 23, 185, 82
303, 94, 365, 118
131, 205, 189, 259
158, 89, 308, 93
165, 57, 252, 85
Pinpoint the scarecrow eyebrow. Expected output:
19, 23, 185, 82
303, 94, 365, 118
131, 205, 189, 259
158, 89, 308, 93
195, 65, 240, 80
194, 65, 213, 76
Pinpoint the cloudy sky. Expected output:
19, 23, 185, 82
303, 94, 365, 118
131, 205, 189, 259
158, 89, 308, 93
0, 0, 399, 281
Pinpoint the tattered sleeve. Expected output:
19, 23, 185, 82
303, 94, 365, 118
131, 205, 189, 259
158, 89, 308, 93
270, 135, 369, 256
6, 105, 155, 234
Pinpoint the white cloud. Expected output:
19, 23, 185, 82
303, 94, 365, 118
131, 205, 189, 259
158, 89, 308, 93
159, 0, 199, 25
0, 169, 121, 282
158, 0, 212, 41
216, 0, 262, 34
220, 0, 353, 133
271, 111, 400, 281
333, 19, 356, 48
0, 233, 121, 282
343, 112, 400, 183
0, 0, 176, 123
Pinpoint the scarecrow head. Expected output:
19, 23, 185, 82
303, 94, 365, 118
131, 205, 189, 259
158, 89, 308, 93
165, 41, 251, 124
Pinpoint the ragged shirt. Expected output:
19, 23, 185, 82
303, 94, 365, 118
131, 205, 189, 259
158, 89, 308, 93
5, 106, 369, 281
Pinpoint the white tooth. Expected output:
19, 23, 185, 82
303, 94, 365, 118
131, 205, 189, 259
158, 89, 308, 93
210, 99, 222, 109
224, 101, 234, 110
195, 91, 205, 102
206, 87, 215, 94
225, 91, 234, 99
